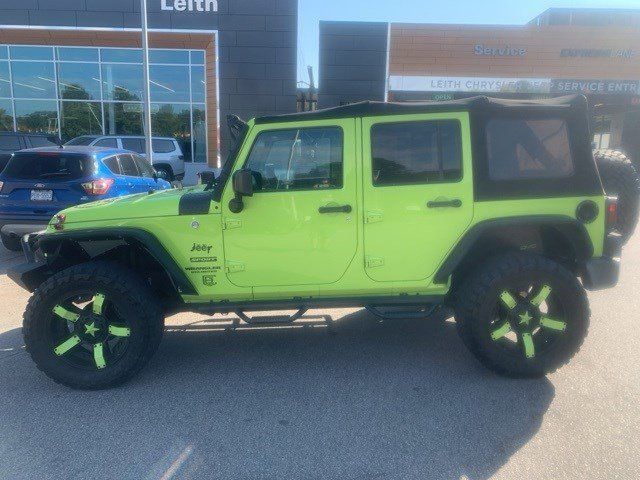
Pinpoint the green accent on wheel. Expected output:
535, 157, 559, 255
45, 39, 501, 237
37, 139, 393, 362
540, 316, 567, 332
93, 343, 106, 369
53, 305, 80, 322
84, 322, 100, 337
92, 294, 106, 315
499, 291, 518, 310
54, 335, 82, 356
518, 311, 533, 326
108, 325, 131, 337
521, 333, 535, 359
530, 285, 552, 307
491, 322, 511, 340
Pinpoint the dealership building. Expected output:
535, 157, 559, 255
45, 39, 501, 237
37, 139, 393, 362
0, 3, 639, 179
320, 8, 640, 162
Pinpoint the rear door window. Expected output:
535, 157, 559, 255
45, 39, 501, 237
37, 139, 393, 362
118, 154, 140, 177
3, 152, 95, 180
486, 119, 574, 180
152, 139, 175, 153
0, 135, 21, 151
371, 120, 462, 186
121, 138, 145, 154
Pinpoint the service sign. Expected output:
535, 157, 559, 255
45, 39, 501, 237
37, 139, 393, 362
550, 79, 640, 95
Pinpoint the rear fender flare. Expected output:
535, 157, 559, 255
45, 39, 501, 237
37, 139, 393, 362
434, 215, 593, 284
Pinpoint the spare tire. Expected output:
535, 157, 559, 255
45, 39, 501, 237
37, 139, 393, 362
594, 149, 640, 244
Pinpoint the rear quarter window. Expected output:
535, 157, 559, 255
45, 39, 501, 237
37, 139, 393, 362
486, 119, 574, 181
3, 153, 95, 180
152, 139, 175, 153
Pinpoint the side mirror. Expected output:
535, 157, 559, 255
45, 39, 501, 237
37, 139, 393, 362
229, 169, 254, 213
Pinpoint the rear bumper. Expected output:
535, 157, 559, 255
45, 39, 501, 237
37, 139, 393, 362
0, 216, 50, 238
582, 233, 622, 291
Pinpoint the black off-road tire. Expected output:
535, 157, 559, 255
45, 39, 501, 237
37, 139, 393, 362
594, 149, 640, 244
155, 165, 174, 182
1, 232, 22, 252
455, 253, 590, 378
23, 261, 164, 390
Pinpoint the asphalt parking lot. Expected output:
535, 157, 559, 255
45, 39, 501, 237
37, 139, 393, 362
0, 240, 639, 480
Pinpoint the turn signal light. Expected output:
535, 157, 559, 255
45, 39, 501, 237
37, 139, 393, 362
53, 214, 66, 231
0, 181, 3, 192
82, 178, 114, 195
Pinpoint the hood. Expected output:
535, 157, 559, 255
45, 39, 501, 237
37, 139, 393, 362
51, 187, 209, 226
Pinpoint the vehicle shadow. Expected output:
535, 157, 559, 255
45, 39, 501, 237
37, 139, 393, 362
0, 309, 554, 480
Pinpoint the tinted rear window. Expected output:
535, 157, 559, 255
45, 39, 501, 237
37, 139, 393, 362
65, 136, 96, 146
152, 139, 175, 153
28, 136, 57, 148
122, 138, 145, 153
486, 119, 574, 180
4, 153, 95, 180
0, 135, 21, 150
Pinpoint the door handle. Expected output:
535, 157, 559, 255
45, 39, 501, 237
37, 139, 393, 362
427, 199, 462, 208
318, 204, 352, 214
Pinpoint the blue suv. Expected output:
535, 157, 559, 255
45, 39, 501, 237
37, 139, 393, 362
0, 146, 171, 251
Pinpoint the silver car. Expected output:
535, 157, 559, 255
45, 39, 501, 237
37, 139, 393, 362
65, 135, 185, 181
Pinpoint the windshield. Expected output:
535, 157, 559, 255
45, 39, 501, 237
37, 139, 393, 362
65, 136, 96, 146
3, 152, 96, 180
212, 115, 249, 200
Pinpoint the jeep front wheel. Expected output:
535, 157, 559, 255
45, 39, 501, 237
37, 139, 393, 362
23, 261, 164, 390
455, 253, 589, 378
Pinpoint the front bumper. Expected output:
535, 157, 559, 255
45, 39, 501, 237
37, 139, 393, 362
582, 233, 622, 291
0, 216, 50, 239
6, 233, 49, 292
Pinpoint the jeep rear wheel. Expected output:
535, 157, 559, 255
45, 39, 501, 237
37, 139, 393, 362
455, 253, 589, 378
594, 149, 640, 244
23, 261, 164, 390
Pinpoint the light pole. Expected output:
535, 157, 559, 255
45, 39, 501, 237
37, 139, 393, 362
140, 0, 153, 166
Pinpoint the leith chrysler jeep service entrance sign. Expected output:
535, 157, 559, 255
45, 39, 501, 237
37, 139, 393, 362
551, 79, 640, 94
161, 0, 217, 12
389, 76, 551, 93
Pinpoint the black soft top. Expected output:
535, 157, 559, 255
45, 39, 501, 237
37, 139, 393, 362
255, 94, 588, 124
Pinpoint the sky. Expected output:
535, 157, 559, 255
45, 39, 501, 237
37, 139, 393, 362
296, 0, 640, 84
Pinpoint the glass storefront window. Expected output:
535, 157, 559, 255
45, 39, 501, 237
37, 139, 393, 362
191, 66, 206, 103
150, 49, 189, 64
0, 61, 11, 98
150, 65, 190, 103
10, 46, 53, 61
14, 99, 58, 134
0, 98, 13, 131
57, 63, 101, 100
60, 102, 103, 141
100, 48, 142, 64
0, 44, 208, 163
57, 47, 99, 62
104, 102, 143, 136
190, 51, 205, 65
192, 104, 207, 163
11, 62, 57, 99
101, 64, 143, 101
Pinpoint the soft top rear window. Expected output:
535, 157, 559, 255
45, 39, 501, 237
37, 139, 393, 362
486, 118, 574, 181
3, 152, 95, 180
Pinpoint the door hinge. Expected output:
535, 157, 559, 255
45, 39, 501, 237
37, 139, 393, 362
365, 256, 385, 268
225, 261, 245, 273
365, 211, 383, 224
223, 218, 242, 230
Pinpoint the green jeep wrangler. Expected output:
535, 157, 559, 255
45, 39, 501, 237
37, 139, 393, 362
9, 95, 625, 389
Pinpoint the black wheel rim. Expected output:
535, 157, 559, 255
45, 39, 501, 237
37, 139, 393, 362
487, 282, 568, 361
48, 291, 132, 371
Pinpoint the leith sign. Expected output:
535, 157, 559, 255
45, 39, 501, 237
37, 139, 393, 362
161, 0, 218, 12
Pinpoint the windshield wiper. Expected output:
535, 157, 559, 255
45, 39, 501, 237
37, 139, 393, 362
39, 172, 71, 178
